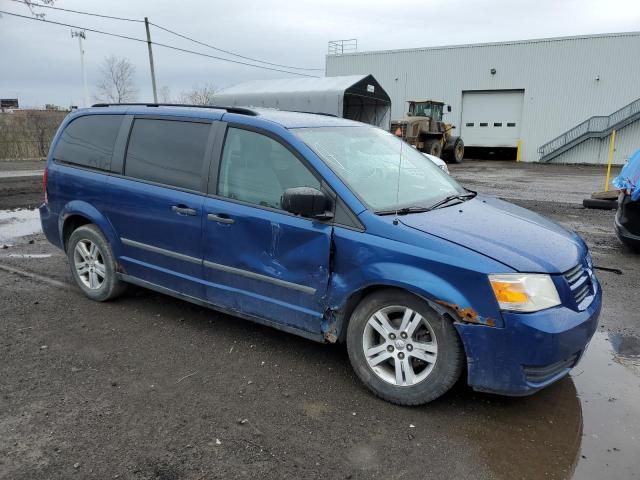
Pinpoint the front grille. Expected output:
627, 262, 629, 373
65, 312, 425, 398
523, 353, 580, 384
563, 263, 593, 308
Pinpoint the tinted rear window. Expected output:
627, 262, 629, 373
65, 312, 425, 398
53, 114, 123, 170
124, 119, 210, 191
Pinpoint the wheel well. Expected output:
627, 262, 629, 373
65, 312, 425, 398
334, 286, 468, 379
62, 215, 91, 250
335, 285, 433, 343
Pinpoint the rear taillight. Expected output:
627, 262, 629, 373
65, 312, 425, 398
43, 167, 48, 204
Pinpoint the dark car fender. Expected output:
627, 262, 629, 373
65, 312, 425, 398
58, 201, 122, 258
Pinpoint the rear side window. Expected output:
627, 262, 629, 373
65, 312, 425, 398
125, 119, 210, 191
53, 115, 123, 170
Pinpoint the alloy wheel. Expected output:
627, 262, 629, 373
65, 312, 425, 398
73, 239, 106, 290
362, 305, 438, 386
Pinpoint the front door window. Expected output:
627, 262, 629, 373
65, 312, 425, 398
218, 128, 320, 209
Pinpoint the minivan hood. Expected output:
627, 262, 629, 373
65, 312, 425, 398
399, 195, 584, 273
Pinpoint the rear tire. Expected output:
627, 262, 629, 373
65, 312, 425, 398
423, 139, 443, 158
583, 198, 617, 210
66, 224, 126, 301
346, 289, 464, 405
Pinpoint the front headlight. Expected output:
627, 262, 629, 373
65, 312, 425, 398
489, 273, 561, 312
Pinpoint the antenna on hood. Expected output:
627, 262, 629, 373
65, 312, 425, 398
393, 74, 409, 226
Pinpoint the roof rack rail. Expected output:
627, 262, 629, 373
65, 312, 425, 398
290, 110, 338, 117
90, 103, 258, 116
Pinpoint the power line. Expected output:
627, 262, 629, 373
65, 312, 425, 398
7, 0, 143, 22
0, 10, 320, 78
149, 22, 324, 71
8, 0, 323, 71
1, 10, 147, 42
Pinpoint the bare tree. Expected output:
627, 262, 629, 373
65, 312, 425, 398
0, 110, 65, 159
24, 0, 55, 18
0, 1, 56, 19
178, 83, 218, 105
26, 110, 63, 157
158, 85, 173, 103
95, 55, 139, 103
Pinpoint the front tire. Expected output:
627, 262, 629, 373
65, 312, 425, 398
346, 290, 464, 405
443, 137, 464, 164
66, 224, 126, 301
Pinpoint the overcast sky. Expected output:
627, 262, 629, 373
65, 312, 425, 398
1, 0, 640, 107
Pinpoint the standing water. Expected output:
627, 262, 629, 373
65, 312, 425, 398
0, 209, 42, 243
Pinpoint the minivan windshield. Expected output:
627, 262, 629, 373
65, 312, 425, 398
294, 126, 467, 212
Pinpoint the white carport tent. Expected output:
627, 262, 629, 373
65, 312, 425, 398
214, 74, 392, 129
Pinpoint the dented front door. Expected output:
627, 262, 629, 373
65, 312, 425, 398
201, 196, 332, 335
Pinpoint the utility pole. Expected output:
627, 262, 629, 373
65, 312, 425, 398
144, 17, 158, 103
71, 30, 89, 107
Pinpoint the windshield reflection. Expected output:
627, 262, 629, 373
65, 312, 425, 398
294, 126, 465, 211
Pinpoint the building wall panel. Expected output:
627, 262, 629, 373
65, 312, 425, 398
326, 33, 640, 163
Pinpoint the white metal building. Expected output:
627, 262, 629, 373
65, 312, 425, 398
325, 32, 640, 164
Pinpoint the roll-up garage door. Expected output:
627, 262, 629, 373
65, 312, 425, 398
461, 90, 524, 147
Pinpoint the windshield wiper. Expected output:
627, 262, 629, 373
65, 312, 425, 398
375, 206, 431, 216
427, 192, 476, 211
375, 192, 477, 216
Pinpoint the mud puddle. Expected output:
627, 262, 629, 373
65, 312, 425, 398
571, 331, 640, 479
0, 169, 43, 179
0, 209, 42, 243
0, 253, 52, 259
445, 329, 640, 479
610, 334, 640, 358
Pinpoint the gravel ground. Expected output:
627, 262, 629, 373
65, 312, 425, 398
1, 160, 639, 480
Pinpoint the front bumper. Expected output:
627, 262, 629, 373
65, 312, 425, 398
455, 279, 602, 396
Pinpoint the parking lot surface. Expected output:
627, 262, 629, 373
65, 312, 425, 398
1, 160, 639, 479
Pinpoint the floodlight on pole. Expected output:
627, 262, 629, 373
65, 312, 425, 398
71, 30, 89, 107
144, 17, 158, 103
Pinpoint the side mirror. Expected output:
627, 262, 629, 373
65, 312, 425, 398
447, 105, 452, 113
282, 187, 333, 220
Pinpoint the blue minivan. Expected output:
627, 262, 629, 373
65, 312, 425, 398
40, 104, 601, 405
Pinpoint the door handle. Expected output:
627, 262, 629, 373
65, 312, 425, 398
172, 205, 197, 216
207, 213, 235, 224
